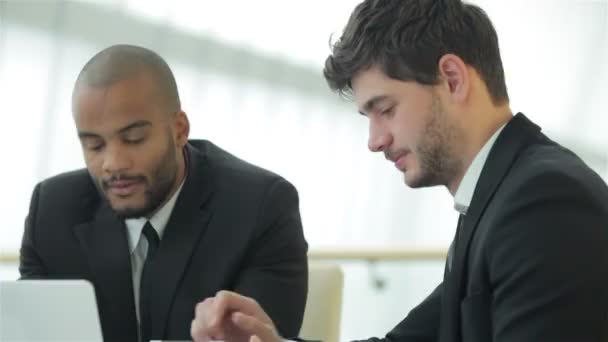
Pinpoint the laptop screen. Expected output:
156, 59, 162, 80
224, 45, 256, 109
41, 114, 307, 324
0, 279, 104, 342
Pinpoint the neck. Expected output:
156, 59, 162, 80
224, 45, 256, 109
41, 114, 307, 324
447, 103, 512, 195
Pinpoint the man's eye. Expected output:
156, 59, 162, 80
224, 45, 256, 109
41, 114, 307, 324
381, 107, 394, 116
83, 141, 104, 152
125, 138, 144, 145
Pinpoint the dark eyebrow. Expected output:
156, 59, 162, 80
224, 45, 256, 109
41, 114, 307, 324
117, 120, 152, 134
78, 131, 101, 140
78, 120, 151, 139
358, 95, 389, 116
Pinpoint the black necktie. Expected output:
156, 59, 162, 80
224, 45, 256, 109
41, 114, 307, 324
447, 214, 465, 272
139, 221, 159, 342
142, 222, 160, 258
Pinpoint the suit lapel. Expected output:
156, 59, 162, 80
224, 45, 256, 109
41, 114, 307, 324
440, 113, 541, 341
148, 143, 216, 337
74, 201, 139, 341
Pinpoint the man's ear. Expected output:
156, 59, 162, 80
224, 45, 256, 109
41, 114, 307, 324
437, 54, 469, 103
174, 111, 190, 147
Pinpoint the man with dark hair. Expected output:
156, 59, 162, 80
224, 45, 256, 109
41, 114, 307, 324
19, 44, 309, 342
189, 1, 608, 341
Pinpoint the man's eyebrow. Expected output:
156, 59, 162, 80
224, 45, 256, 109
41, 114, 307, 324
77, 120, 151, 139
117, 120, 151, 134
78, 131, 100, 139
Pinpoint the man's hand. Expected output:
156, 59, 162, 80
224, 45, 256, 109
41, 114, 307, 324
191, 290, 283, 342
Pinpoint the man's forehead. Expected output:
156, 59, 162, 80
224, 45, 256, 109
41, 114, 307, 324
75, 71, 156, 100
73, 88, 157, 132
74, 77, 153, 111
352, 68, 391, 104
72, 85, 106, 116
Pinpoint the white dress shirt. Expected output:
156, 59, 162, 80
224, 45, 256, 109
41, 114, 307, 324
125, 180, 185, 323
453, 124, 506, 214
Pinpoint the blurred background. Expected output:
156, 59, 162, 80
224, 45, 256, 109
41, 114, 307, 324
0, 0, 606, 340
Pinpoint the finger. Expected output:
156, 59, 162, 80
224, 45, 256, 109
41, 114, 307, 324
193, 298, 225, 340
191, 315, 224, 341
231, 312, 278, 342
215, 291, 271, 322
250, 335, 262, 342
191, 318, 208, 342
195, 298, 214, 319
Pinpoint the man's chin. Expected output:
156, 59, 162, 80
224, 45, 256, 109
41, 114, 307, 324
111, 206, 150, 219
106, 197, 151, 219
403, 171, 419, 188
404, 171, 430, 189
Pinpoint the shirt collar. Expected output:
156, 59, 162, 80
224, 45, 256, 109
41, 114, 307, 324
453, 124, 506, 215
125, 178, 186, 254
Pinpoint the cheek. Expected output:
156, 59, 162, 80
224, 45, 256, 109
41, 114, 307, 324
400, 114, 427, 147
138, 149, 168, 178
141, 158, 159, 177
392, 124, 417, 149
83, 153, 102, 177
390, 110, 413, 141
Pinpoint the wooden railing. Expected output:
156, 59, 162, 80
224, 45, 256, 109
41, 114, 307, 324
308, 247, 446, 262
0, 247, 447, 264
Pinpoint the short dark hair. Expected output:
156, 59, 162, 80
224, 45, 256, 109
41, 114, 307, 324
323, 0, 509, 105
74, 44, 181, 111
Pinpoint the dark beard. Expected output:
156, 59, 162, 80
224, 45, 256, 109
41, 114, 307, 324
412, 95, 462, 188
94, 139, 179, 219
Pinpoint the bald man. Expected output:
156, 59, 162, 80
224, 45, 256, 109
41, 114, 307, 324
19, 45, 308, 342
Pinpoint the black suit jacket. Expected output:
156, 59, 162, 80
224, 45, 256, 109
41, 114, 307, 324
19, 140, 309, 342
358, 114, 608, 342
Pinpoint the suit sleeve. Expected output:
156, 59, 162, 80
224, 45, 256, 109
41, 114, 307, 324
19, 183, 47, 279
233, 178, 309, 338
353, 282, 442, 342
488, 171, 608, 341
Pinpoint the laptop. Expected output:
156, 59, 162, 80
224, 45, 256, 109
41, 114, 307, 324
0, 279, 104, 342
